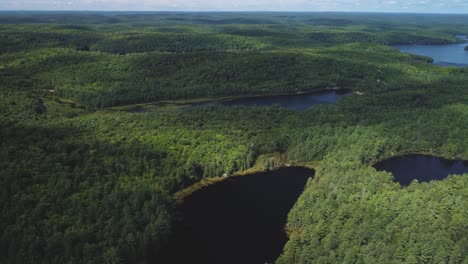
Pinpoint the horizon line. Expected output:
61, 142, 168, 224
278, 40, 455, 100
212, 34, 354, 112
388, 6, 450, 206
1, 10, 468, 15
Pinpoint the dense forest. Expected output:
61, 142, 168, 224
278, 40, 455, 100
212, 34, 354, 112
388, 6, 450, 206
1, 12, 468, 264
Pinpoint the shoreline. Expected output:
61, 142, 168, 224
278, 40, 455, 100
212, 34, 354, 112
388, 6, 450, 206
369, 149, 468, 167
107, 87, 353, 112
176, 150, 467, 205
174, 160, 318, 205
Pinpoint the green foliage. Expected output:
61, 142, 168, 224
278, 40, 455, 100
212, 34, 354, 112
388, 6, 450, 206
1, 11, 468, 264
278, 164, 468, 264
0, 44, 443, 108
0, 25, 102, 53
91, 33, 267, 54
0, 123, 173, 264
1, 12, 466, 109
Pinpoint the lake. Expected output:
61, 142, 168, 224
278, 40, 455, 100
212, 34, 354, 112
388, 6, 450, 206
194, 89, 352, 110
374, 154, 468, 186
393, 35, 468, 66
156, 167, 314, 264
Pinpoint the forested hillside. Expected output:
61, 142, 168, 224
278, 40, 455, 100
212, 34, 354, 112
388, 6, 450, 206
1, 12, 466, 108
1, 12, 468, 264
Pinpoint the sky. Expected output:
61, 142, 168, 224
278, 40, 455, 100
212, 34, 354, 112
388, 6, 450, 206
1, 0, 468, 14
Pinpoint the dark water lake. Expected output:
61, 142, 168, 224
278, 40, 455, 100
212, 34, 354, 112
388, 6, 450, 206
393, 35, 468, 66
374, 155, 468, 186
157, 167, 314, 264
194, 89, 352, 110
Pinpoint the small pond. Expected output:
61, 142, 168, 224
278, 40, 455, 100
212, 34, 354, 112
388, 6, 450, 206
194, 89, 352, 110
156, 167, 314, 264
374, 154, 468, 186
393, 35, 468, 67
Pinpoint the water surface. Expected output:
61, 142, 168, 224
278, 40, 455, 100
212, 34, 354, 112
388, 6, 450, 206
393, 35, 468, 66
195, 89, 352, 110
157, 167, 314, 264
374, 155, 468, 186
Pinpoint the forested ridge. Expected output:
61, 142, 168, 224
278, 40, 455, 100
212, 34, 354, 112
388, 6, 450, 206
1, 12, 468, 264
1, 13, 466, 108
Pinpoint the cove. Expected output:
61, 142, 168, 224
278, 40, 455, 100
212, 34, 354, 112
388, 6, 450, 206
156, 167, 314, 264
393, 35, 468, 67
374, 154, 468, 186
194, 89, 352, 110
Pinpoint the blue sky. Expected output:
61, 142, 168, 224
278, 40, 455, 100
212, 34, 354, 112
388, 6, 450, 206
1, 0, 468, 13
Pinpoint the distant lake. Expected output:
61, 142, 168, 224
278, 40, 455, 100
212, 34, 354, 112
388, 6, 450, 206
393, 35, 468, 67
374, 155, 468, 186
194, 89, 352, 110
156, 167, 314, 264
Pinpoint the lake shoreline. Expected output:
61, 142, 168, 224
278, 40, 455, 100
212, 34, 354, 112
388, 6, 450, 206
373, 153, 468, 186
369, 149, 467, 167
174, 159, 318, 204
392, 35, 468, 66
107, 87, 353, 112
162, 166, 315, 264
